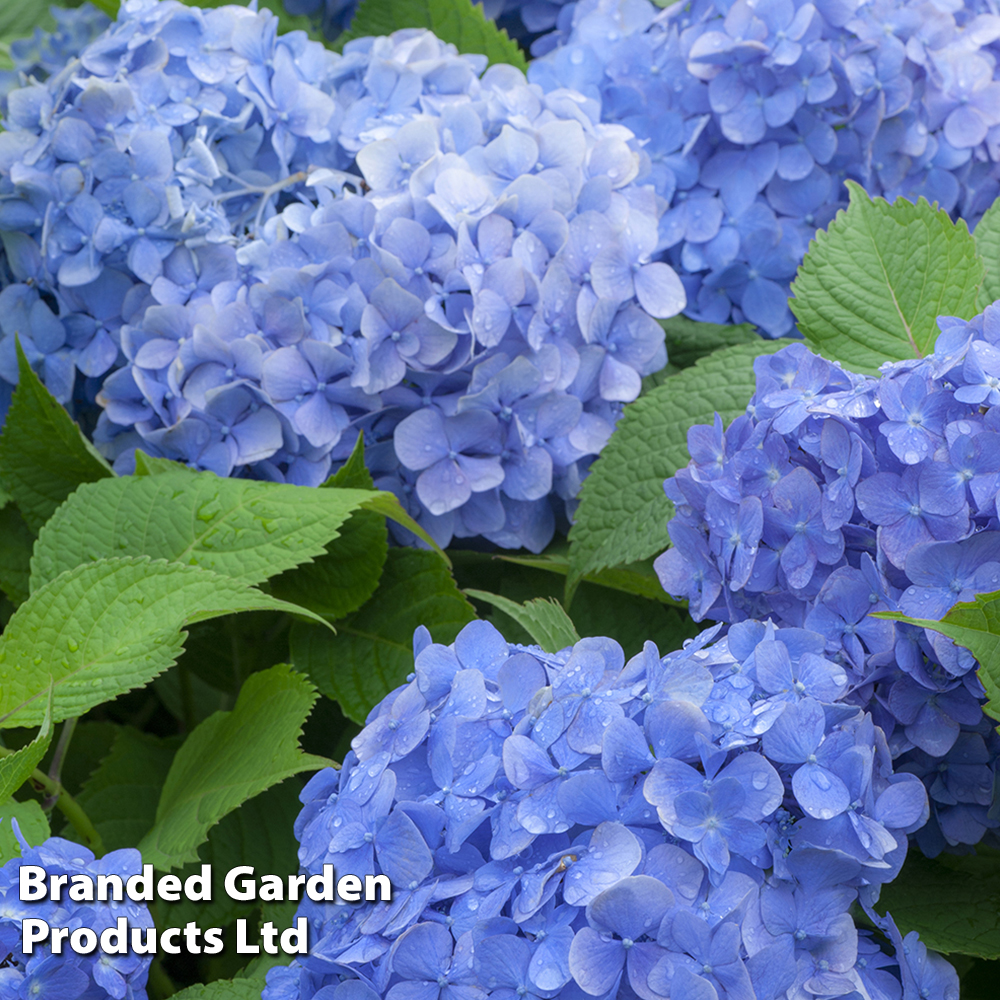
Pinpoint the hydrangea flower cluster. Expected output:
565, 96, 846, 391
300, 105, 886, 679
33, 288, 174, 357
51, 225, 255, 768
528, 0, 1000, 337
0, 1, 684, 551
0, 0, 346, 415
262, 618, 957, 1000
655, 307, 1000, 859
0, 832, 154, 1000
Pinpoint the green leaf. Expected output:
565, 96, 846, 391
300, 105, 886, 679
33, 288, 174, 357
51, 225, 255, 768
133, 452, 196, 476
0, 503, 33, 605
876, 848, 1000, 958
498, 549, 686, 607
292, 548, 476, 723
0, 687, 52, 806
159, 782, 302, 930
0, 800, 50, 865
138, 664, 331, 871
876, 589, 1000, 724
464, 591, 579, 653
0, 2, 56, 47
790, 181, 983, 375
0, 557, 331, 729
169, 977, 267, 1000
0, 340, 113, 532
456, 552, 698, 659
271, 437, 388, 619
336, 0, 526, 70
974, 198, 1000, 312
30, 471, 386, 592
321, 431, 373, 491
566, 340, 782, 593
75, 727, 178, 853
659, 315, 759, 370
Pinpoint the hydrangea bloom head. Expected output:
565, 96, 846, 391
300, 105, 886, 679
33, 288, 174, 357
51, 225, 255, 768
656, 305, 1000, 856
530, 0, 1000, 337
263, 618, 950, 1000
0, 833, 154, 1000
0, 6, 686, 552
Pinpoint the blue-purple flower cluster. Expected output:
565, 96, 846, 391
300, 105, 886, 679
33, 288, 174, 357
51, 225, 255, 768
262, 618, 957, 1000
0, 0, 345, 415
0, 832, 154, 1000
655, 309, 1000, 859
0, 1, 684, 551
529, 0, 1000, 337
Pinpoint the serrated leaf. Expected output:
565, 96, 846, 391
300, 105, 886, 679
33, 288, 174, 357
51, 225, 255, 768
465, 590, 579, 653
30, 472, 383, 592
0, 340, 113, 532
169, 977, 266, 1000
790, 181, 983, 375
160, 782, 302, 930
566, 340, 782, 593
0, 800, 50, 865
336, 0, 527, 70
659, 315, 759, 370
75, 727, 178, 853
0, 503, 33, 605
456, 552, 698, 659
0, 687, 52, 806
271, 437, 388, 619
877, 848, 1000, 958
139, 664, 330, 871
0, 557, 331, 729
975, 199, 1000, 312
876, 590, 1000, 724
292, 548, 475, 723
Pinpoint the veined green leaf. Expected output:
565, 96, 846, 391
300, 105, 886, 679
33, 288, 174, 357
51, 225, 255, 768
566, 340, 782, 595
336, 0, 526, 70
138, 664, 331, 871
75, 726, 178, 853
790, 181, 983, 375
0, 557, 331, 728
0, 340, 112, 532
876, 589, 1000, 724
465, 590, 580, 653
974, 198, 1000, 312
292, 548, 475, 723
876, 848, 1000, 958
0, 686, 52, 805
30, 471, 386, 592
0, 800, 50, 865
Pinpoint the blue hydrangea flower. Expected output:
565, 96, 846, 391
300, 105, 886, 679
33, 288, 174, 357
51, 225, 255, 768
655, 305, 1000, 858
0, 829, 154, 1000
264, 617, 955, 1000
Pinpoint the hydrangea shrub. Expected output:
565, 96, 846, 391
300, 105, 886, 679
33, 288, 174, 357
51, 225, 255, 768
0, 0, 689, 551
0, 833, 153, 1000
527, 0, 1000, 337
263, 618, 958, 1000
654, 310, 1000, 858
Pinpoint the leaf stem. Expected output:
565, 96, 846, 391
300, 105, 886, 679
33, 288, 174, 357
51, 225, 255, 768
0, 745, 103, 854
42, 716, 77, 810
